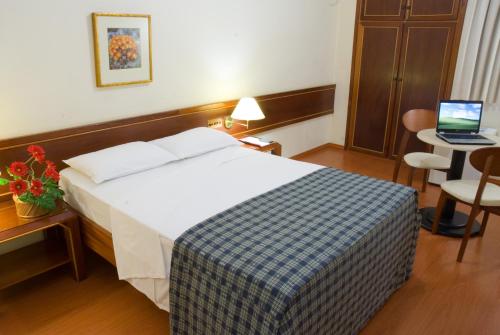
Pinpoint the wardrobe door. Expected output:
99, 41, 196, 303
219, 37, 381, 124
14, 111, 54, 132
360, 0, 407, 21
407, 0, 460, 21
350, 21, 403, 155
389, 22, 456, 156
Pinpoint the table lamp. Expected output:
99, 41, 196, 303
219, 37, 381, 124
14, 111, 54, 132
225, 97, 265, 129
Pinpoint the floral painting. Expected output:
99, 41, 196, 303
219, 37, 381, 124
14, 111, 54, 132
92, 13, 152, 87
107, 28, 142, 70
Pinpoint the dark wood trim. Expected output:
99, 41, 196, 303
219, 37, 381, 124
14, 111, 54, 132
0, 85, 335, 200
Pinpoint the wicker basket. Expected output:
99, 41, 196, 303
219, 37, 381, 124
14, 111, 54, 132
13, 195, 50, 219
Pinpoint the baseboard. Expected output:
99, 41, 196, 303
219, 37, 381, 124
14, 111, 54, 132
328, 143, 345, 150
291, 143, 344, 160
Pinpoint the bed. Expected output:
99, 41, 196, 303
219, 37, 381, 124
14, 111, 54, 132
0, 86, 419, 334
60, 145, 320, 311
59, 138, 420, 334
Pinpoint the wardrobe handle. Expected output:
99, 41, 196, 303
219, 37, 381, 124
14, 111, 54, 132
402, 1, 411, 11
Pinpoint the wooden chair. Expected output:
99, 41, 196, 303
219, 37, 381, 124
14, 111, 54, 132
432, 147, 500, 262
392, 109, 451, 191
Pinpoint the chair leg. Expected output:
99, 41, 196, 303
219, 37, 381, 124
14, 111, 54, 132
479, 211, 490, 237
393, 157, 402, 183
432, 191, 447, 234
407, 167, 415, 187
422, 169, 430, 192
457, 207, 481, 262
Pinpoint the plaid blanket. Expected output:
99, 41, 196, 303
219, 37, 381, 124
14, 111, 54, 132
170, 168, 420, 334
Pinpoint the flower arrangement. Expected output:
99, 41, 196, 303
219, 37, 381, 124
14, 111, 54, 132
108, 34, 140, 69
0, 145, 64, 211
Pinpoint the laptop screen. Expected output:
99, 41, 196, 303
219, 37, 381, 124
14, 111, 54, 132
437, 100, 483, 133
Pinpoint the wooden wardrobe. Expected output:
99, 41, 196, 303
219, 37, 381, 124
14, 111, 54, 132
346, 0, 468, 157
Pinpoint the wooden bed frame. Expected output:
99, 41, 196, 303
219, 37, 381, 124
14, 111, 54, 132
0, 85, 335, 265
78, 212, 116, 265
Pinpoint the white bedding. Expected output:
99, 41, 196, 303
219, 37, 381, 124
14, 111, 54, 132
60, 146, 322, 311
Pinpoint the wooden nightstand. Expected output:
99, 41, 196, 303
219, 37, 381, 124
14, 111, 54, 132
0, 201, 86, 289
241, 141, 282, 156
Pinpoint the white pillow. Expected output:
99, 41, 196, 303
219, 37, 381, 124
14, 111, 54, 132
151, 127, 240, 159
64, 142, 178, 183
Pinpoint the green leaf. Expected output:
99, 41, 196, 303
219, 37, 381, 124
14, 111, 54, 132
0, 178, 9, 186
18, 193, 31, 202
37, 194, 56, 210
45, 180, 58, 188
43, 183, 65, 199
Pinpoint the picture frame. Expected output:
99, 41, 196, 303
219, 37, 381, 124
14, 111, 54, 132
91, 13, 152, 87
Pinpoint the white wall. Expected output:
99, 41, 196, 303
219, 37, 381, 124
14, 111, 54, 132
0, 0, 338, 152
330, 0, 357, 145
0, 1, 340, 254
259, 114, 334, 157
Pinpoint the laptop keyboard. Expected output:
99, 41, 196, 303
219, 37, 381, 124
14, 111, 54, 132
442, 133, 485, 139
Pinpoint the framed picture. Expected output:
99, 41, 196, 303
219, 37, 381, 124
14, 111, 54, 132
92, 13, 152, 87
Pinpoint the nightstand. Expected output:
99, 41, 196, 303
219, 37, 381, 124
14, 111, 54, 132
0, 201, 86, 289
242, 141, 282, 156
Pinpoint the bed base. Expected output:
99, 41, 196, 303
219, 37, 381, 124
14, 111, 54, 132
77, 213, 116, 266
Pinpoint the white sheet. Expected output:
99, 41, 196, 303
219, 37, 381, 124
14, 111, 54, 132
60, 146, 322, 311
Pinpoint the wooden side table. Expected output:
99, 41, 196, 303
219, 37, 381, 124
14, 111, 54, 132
0, 201, 86, 289
241, 141, 282, 156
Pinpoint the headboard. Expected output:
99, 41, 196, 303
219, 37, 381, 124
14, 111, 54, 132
0, 84, 335, 200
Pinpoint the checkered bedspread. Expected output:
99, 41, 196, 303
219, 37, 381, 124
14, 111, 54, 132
169, 168, 420, 334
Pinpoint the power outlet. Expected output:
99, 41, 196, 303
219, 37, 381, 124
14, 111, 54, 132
208, 118, 223, 128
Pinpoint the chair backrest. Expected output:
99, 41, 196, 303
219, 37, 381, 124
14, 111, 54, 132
470, 147, 500, 177
392, 109, 436, 183
402, 109, 436, 133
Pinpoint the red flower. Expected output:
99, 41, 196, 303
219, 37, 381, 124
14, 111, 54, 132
27, 145, 45, 163
30, 179, 44, 197
9, 161, 29, 177
44, 168, 60, 182
9, 180, 28, 196
45, 160, 56, 170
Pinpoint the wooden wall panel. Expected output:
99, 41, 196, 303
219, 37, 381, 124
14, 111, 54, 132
0, 85, 335, 200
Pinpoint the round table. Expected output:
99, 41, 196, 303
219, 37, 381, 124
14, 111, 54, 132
417, 129, 500, 237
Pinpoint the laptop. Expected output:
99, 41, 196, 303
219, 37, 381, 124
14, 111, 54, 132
436, 100, 495, 145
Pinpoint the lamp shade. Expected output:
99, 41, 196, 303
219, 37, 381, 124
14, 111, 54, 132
231, 97, 265, 121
